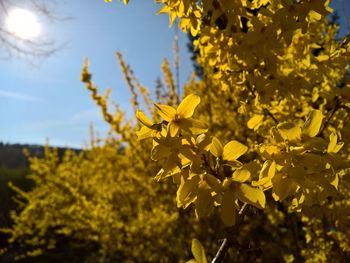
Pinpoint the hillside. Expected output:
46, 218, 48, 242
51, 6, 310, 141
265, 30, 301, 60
0, 142, 81, 169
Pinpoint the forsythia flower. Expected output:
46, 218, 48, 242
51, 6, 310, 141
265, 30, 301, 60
135, 111, 162, 140
154, 94, 207, 137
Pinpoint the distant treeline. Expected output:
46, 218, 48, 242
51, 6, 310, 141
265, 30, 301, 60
0, 142, 81, 169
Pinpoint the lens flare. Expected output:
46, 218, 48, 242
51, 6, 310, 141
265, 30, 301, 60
6, 8, 41, 40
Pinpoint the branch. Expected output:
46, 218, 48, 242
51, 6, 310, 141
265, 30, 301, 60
320, 96, 341, 136
211, 238, 231, 263
211, 203, 248, 263
263, 108, 279, 124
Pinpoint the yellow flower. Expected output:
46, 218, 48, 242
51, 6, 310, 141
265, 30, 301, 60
154, 94, 207, 137
135, 111, 162, 140
221, 165, 266, 226
209, 137, 248, 166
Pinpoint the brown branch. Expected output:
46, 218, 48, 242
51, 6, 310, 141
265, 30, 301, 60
320, 96, 341, 136
263, 108, 279, 124
245, 81, 257, 99
211, 238, 231, 263
211, 203, 248, 263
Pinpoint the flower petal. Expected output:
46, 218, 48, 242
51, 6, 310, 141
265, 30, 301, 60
210, 137, 223, 158
184, 119, 208, 135
232, 169, 250, 183
167, 122, 180, 137
177, 94, 201, 119
176, 175, 200, 208
247, 114, 264, 130
135, 126, 155, 140
220, 190, 237, 226
327, 132, 344, 153
195, 181, 214, 218
277, 122, 302, 141
303, 110, 323, 137
151, 144, 169, 161
223, 140, 248, 161
191, 239, 208, 263
154, 103, 176, 122
136, 110, 154, 128
237, 184, 266, 209
259, 160, 275, 180
271, 173, 297, 201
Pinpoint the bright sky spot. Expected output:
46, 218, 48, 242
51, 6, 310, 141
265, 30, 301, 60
6, 8, 41, 39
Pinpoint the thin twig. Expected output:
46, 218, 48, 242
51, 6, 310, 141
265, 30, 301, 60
211, 238, 231, 263
246, 81, 257, 99
238, 203, 247, 215
320, 96, 341, 136
211, 203, 248, 263
263, 108, 279, 124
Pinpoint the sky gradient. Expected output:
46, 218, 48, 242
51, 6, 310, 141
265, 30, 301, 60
0, 0, 349, 148
0, 1, 193, 148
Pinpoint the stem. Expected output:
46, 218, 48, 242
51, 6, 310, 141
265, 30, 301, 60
211, 238, 231, 263
238, 203, 248, 215
320, 96, 341, 136
263, 108, 279, 124
211, 203, 248, 263
246, 81, 256, 99
201, 154, 217, 176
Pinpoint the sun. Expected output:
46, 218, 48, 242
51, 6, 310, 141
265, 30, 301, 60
6, 8, 41, 40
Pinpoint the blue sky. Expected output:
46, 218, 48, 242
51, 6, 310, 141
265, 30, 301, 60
0, 0, 193, 148
0, 0, 349, 148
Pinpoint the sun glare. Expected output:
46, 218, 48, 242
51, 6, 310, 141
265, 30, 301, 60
6, 8, 41, 40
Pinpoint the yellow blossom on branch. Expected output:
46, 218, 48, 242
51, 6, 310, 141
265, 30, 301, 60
154, 94, 208, 137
